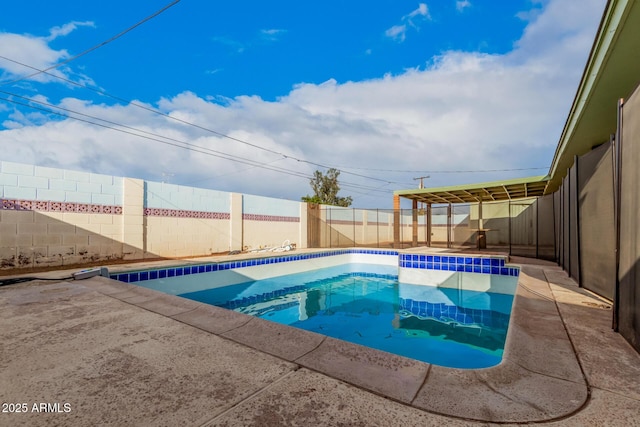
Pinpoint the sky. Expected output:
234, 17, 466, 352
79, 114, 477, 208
0, 0, 606, 208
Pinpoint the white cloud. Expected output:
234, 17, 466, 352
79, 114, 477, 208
385, 3, 432, 42
385, 25, 408, 42
260, 28, 287, 42
0, 33, 70, 82
0, 21, 94, 84
408, 3, 431, 20
0, 0, 607, 207
46, 21, 95, 42
456, 0, 471, 13
211, 36, 246, 53
212, 29, 287, 54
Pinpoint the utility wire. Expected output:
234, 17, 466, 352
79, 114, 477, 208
0, 95, 307, 179
2, 52, 545, 181
0, 89, 287, 168
0, 54, 537, 182
0, 48, 544, 186
0, 56, 290, 158
0, 56, 412, 188
0, 0, 181, 86
327, 166, 549, 174
0, 95, 397, 195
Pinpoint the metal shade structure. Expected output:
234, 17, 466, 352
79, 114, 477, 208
394, 175, 549, 205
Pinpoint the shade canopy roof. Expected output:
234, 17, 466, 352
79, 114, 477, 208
394, 176, 548, 204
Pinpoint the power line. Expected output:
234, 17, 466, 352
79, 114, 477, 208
331, 165, 549, 174
413, 175, 430, 189
0, 89, 286, 168
0, 56, 415, 188
0, 94, 397, 195
0, 0, 181, 86
0, 95, 305, 178
0, 50, 545, 187
1, 51, 548, 180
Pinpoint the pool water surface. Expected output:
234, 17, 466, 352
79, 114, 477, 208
176, 264, 515, 369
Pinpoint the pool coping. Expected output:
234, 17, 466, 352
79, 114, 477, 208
88, 249, 589, 423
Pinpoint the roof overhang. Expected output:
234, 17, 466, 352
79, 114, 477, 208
394, 0, 639, 202
394, 176, 549, 204
547, 0, 640, 193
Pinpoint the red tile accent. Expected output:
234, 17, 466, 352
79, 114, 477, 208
17, 200, 33, 210
143, 207, 231, 219
243, 213, 300, 223
0, 198, 122, 215
35, 201, 50, 210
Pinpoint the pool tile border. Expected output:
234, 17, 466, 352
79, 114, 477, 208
109, 249, 519, 284
399, 253, 520, 277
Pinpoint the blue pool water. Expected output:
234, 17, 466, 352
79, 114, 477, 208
177, 263, 514, 369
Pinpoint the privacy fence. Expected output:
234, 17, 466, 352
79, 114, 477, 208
307, 197, 555, 261
553, 83, 640, 353
617, 84, 640, 353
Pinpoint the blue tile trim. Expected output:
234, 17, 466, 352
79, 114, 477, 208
110, 248, 400, 284
110, 249, 518, 285
398, 253, 517, 277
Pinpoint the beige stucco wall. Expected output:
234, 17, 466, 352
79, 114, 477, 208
242, 220, 301, 250
0, 209, 124, 269
144, 216, 231, 257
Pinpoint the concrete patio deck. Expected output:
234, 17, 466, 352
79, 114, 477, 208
1, 253, 639, 426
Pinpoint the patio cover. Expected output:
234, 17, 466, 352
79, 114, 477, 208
394, 175, 549, 204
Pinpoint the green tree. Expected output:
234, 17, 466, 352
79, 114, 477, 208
301, 168, 353, 207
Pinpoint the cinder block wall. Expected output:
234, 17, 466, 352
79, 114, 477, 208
144, 181, 234, 257
0, 161, 306, 271
242, 194, 303, 250
0, 162, 124, 269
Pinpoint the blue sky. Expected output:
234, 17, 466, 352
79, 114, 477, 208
0, 0, 606, 208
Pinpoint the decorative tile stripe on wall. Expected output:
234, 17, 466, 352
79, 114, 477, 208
110, 248, 398, 284
143, 208, 231, 219
398, 253, 519, 276
0, 198, 122, 214
242, 213, 300, 222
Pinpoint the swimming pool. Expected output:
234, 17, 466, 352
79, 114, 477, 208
110, 249, 519, 369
